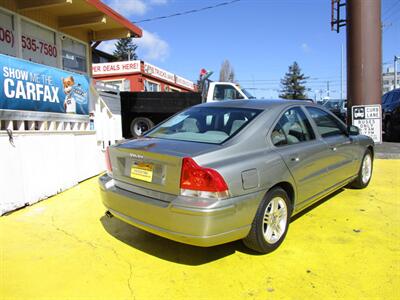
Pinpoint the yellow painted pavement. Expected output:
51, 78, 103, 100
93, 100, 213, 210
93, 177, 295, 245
0, 160, 399, 300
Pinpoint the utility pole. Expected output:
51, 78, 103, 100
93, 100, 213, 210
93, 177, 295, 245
327, 81, 330, 98
395, 55, 399, 90
341, 44, 345, 100
346, 0, 382, 121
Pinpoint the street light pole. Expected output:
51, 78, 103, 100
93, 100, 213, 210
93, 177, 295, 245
395, 55, 399, 90
341, 43, 344, 100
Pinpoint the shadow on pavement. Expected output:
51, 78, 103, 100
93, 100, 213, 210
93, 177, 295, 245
100, 216, 261, 266
291, 188, 345, 222
100, 187, 346, 265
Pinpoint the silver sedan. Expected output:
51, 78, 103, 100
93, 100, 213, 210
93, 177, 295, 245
99, 100, 374, 253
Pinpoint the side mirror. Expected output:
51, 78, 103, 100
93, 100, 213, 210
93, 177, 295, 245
347, 125, 360, 136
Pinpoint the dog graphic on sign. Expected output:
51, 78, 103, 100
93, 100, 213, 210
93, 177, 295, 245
62, 76, 76, 114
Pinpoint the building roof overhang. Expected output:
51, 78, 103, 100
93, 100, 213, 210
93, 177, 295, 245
15, 0, 142, 41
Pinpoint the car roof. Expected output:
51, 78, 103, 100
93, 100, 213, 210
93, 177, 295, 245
196, 99, 316, 110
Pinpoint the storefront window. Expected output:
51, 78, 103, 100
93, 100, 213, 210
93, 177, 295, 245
144, 80, 160, 92
21, 20, 58, 67
62, 37, 87, 73
0, 10, 16, 57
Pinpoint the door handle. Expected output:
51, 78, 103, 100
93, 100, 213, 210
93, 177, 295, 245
330, 147, 337, 151
291, 157, 300, 162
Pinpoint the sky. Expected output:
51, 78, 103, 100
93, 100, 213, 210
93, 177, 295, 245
99, 0, 400, 100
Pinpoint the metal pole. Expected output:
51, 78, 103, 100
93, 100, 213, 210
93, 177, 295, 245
395, 56, 398, 90
346, 0, 382, 122
341, 43, 344, 100
327, 81, 330, 98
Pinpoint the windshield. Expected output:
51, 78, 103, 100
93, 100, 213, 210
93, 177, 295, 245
241, 88, 256, 99
323, 100, 344, 109
146, 107, 262, 144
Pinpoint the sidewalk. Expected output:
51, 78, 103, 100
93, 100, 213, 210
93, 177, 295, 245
375, 142, 400, 159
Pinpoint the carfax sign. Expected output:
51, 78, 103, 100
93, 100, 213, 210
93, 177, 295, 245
352, 104, 382, 144
0, 54, 89, 115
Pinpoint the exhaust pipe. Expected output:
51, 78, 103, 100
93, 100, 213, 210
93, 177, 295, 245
105, 211, 113, 218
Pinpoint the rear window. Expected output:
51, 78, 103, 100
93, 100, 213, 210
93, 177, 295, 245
146, 107, 262, 144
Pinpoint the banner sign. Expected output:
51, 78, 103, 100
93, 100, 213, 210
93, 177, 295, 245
175, 75, 194, 90
143, 62, 175, 83
92, 60, 141, 76
352, 104, 382, 143
0, 54, 89, 115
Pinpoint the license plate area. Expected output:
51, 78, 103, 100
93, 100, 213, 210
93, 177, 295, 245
130, 162, 154, 182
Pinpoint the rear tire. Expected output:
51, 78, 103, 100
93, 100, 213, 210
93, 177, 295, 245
351, 149, 373, 189
243, 187, 292, 254
130, 117, 154, 138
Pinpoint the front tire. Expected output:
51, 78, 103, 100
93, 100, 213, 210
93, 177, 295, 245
243, 187, 292, 254
351, 149, 373, 189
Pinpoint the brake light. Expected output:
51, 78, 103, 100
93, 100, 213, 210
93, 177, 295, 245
180, 157, 229, 199
105, 147, 112, 173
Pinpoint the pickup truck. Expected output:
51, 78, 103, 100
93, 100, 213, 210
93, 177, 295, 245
121, 81, 254, 138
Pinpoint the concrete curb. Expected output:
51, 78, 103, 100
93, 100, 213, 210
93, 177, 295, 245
375, 142, 400, 159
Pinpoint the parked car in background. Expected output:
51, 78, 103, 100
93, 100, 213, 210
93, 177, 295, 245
382, 88, 400, 141
99, 100, 374, 254
322, 99, 347, 123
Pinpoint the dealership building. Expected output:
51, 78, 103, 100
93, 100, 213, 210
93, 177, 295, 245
0, 0, 143, 215
92, 60, 197, 93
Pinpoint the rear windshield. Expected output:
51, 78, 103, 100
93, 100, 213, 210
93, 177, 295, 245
146, 107, 262, 144
323, 100, 345, 109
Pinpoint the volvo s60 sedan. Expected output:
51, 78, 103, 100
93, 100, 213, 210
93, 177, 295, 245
99, 100, 374, 253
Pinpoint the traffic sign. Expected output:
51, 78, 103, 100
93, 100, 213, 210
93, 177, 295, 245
352, 104, 382, 143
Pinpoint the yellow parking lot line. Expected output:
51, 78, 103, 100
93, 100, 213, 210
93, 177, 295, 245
1, 160, 399, 300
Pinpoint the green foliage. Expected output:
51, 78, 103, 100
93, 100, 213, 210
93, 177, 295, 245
113, 38, 138, 61
279, 62, 309, 100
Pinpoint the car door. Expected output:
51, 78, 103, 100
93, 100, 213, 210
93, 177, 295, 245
305, 106, 359, 189
270, 106, 332, 207
391, 91, 400, 132
212, 84, 244, 100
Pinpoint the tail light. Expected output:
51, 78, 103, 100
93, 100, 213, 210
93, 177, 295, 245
105, 146, 112, 174
180, 157, 229, 199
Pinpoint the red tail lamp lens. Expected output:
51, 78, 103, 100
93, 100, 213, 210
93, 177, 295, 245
105, 147, 112, 173
180, 157, 228, 192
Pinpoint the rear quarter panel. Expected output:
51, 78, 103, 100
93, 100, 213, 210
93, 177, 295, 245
193, 108, 297, 210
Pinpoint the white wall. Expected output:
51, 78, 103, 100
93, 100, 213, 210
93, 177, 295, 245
0, 84, 123, 215
0, 131, 105, 215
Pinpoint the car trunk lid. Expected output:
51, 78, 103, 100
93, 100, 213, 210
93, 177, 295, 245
109, 138, 221, 197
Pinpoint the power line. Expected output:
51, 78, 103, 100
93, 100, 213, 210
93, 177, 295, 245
382, 1, 400, 20
383, 4, 400, 23
237, 76, 342, 81
237, 78, 343, 84
132, 0, 241, 24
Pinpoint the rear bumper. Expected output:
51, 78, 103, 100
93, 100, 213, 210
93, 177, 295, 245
99, 174, 263, 247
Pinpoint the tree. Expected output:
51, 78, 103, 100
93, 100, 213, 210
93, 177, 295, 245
113, 38, 138, 61
279, 62, 309, 100
219, 59, 235, 82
